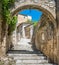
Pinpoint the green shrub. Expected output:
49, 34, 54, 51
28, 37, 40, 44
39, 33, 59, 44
1, 0, 17, 35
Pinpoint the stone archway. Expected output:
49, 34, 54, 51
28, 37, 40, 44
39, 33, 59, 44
10, 0, 56, 20
9, 0, 56, 46
10, 0, 56, 17
9, 0, 56, 29
0, 0, 58, 64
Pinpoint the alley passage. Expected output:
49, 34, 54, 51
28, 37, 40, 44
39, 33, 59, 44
8, 38, 56, 65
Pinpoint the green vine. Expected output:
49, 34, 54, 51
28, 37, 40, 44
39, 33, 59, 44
1, 0, 17, 35
8, 16, 17, 35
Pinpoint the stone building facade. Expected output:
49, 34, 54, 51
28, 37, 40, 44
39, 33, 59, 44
17, 14, 32, 26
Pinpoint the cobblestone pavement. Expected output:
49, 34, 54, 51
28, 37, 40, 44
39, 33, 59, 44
8, 38, 56, 65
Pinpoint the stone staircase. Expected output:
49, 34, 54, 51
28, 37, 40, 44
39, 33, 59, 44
8, 38, 56, 65
8, 50, 56, 65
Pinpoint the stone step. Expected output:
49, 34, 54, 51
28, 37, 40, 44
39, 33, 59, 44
8, 50, 41, 54
16, 63, 53, 65
14, 56, 46, 60
8, 55, 46, 59
9, 56, 46, 59
8, 53, 44, 56
16, 60, 48, 64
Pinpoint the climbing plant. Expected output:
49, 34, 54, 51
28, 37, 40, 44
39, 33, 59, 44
1, 0, 17, 35
8, 16, 17, 35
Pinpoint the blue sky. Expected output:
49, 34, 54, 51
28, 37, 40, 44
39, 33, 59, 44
19, 9, 42, 22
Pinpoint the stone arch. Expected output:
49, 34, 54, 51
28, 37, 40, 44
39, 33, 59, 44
7, 1, 58, 64
9, 0, 57, 45
10, 0, 56, 17
11, 6, 56, 29
9, 0, 56, 28
9, 0, 57, 49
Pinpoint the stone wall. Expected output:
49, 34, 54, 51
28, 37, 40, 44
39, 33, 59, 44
56, 0, 59, 64
10, 0, 56, 18
0, 2, 9, 57
0, 2, 2, 57
34, 14, 57, 64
